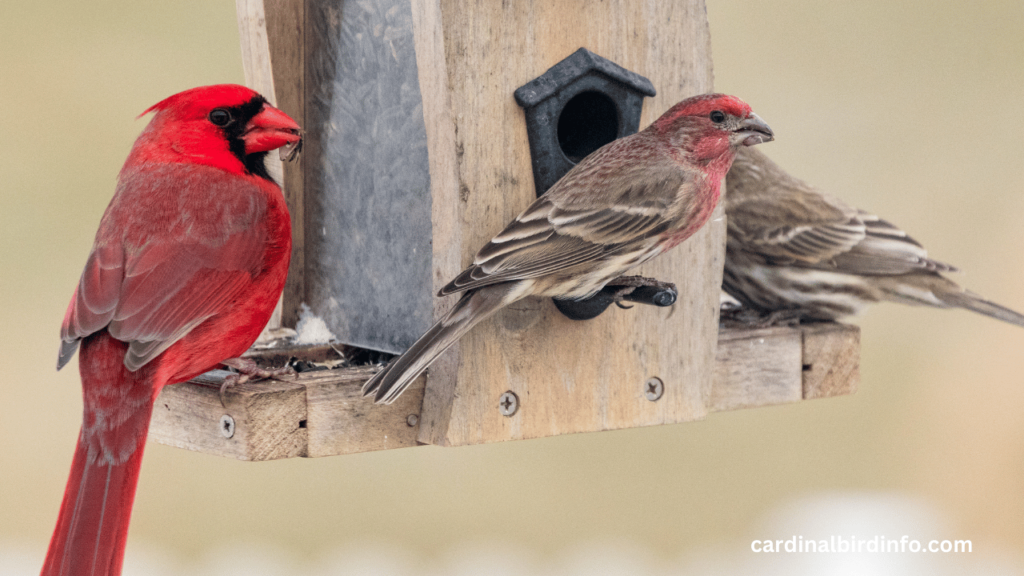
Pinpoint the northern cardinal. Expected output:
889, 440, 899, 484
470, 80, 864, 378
43, 85, 302, 576
363, 93, 774, 404
722, 146, 1024, 326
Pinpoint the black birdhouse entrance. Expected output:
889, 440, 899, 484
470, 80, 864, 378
514, 48, 656, 196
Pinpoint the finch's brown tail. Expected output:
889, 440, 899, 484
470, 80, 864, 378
878, 274, 1024, 328
939, 289, 1024, 328
362, 286, 510, 404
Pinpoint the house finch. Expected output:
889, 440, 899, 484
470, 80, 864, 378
43, 85, 301, 576
363, 93, 774, 404
723, 146, 1024, 327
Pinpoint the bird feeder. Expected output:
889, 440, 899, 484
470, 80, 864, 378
148, 0, 860, 459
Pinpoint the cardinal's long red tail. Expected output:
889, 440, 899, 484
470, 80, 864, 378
42, 332, 156, 576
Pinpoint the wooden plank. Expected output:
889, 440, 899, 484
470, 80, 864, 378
265, 0, 306, 327
710, 327, 802, 412
418, 0, 722, 447
303, 367, 425, 457
236, 0, 277, 116
411, 0, 464, 441
237, 0, 284, 330
150, 323, 858, 460
236, 0, 306, 327
149, 370, 308, 461
802, 322, 860, 400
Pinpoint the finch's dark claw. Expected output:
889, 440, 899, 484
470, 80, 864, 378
615, 302, 634, 310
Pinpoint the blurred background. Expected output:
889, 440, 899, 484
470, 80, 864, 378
2, 1, 1023, 574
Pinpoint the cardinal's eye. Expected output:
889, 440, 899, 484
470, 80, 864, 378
209, 108, 233, 126
709, 110, 726, 123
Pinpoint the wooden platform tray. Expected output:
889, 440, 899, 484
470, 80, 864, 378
149, 322, 859, 461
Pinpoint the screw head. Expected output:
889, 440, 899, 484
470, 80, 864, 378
219, 414, 236, 438
644, 377, 664, 401
498, 391, 519, 416
406, 414, 419, 427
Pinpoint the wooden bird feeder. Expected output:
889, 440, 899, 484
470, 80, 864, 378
148, 0, 861, 459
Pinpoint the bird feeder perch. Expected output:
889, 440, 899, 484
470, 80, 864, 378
147, 0, 861, 459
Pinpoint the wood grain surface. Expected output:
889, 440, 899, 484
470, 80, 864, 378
151, 323, 859, 460
415, 0, 723, 446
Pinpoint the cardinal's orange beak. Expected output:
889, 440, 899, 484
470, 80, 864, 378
243, 103, 303, 160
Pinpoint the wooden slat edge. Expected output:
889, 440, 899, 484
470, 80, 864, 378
303, 366, 425, 457
411, 0, 463, 447
236, 0, 284, 330
151, 323, 859, 459
710, 326, 802, 412
150, 370, 308, 461
236, 0, 307, 327
236, 0, 285, 212
265, 0, 306, 326
802, 322, 860, 400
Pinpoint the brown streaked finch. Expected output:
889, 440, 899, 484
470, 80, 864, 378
363, 93, 774, 404
722, 146, 1024, 327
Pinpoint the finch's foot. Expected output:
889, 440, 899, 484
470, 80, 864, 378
219, 358, 296, 408
719, 306, 803, 328
611, 286, 636, 309
553, 276, 678, 320
608, 275, 677, 291
606, 276, 677, 309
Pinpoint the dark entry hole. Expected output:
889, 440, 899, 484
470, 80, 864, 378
557, 91, 619, 163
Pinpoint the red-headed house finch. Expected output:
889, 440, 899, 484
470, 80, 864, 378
45, 85, 301, 576
363, 93, 774, 404
723, 146, 1024, 327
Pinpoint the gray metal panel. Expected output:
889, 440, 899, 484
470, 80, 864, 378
306, 0, 433, 354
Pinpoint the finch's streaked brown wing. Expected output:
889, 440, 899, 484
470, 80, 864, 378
830, 211, 956, 274
441, 141, 688, 296
727, 147, 952, 274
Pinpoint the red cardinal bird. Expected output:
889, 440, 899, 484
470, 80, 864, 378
723, 146, 1024, 327
43, 85, 301, 576
363, 93, 773, 404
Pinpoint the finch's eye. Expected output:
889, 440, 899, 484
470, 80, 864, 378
209, 108, 233, 126
709, 110, 726, 123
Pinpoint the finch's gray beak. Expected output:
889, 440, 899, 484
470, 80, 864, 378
734, 113, 774, 147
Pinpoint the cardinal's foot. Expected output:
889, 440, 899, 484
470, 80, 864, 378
219, 358, 296, 407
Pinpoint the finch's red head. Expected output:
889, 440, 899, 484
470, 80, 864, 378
652, 93, 773, 157
133, 84, 302, 181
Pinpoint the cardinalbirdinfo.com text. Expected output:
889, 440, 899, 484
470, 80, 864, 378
751, 535, 972, 554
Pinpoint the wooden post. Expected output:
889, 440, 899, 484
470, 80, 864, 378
236, 0, 306, 327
